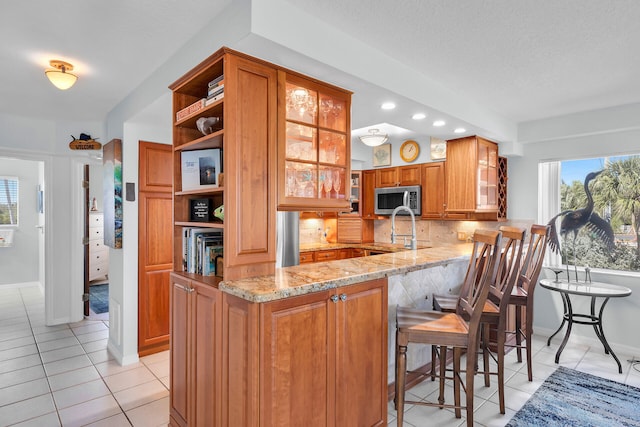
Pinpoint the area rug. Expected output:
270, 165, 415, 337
89, 284, 109, 314
506, 366, 640, 426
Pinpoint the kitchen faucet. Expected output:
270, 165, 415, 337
390, 203, 417, 250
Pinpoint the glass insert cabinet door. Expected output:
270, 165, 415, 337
476, 139, 498, 210
279, 74, 351, 211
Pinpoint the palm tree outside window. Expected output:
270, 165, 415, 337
540, 156, 640, 273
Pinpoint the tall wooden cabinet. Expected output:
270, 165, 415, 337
361, 170, 377, 219
170, 48, 277, 283
445, 135, 499, 214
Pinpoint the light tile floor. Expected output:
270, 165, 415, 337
2, 284, 639, 426
0, 285, 169, 427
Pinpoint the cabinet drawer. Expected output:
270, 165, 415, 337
89, 226, 104, 240
351, 248, 365, 258
315, 250, 338, 261
89, 214, 104, 227
89, 241, 107, 252
299, 252, 315, 264
89, 249, 108, 264
90, 263, 108, 279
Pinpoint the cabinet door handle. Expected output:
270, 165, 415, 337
330, 295, 339, 303
183, 285, 194, 293
340, 293, 347, 301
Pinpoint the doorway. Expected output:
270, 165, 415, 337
0, 156, 45, 288
85, 162, 110, 320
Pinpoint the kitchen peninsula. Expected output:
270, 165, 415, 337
169, 45, 476, 427
170, 243, 472, 427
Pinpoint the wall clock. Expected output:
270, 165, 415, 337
400, 139, 420, 162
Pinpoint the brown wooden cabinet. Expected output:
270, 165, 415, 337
260, 278, 388, 427
337, 217, 373, 243
169, 274, 222, 427
362, 170, 377, 219
170, 47, 277, 282
375, 165, 421, 188
299, 251, 315, 264
277, 72, 352, 212
421, 162, 446, 219
445, 135, 499, 214
315, 249, 339, 262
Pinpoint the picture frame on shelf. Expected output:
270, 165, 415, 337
181, 148, 222, 191
430, 137, 447, 160
372, 144, 391, 167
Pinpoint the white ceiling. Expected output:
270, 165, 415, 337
2, 0, 640, 143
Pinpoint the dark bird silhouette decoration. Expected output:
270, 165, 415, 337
547, 170, 615, 281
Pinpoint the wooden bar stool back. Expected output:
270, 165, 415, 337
506, 224, 550, 381
395, 229, 502, 427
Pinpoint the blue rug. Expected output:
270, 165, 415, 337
89, 284, 109, 314
507, 366, 640, 426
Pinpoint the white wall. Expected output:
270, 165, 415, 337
0, 113, 105, 325
510, 104, 640, 354
0, 157, 40, 285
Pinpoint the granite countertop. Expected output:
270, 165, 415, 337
299, 242, 431, 253
219, 243, 472, 303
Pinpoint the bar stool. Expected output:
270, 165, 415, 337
395, 229, 502, 427
505, 224, 550, 381
431, 226, 526, 414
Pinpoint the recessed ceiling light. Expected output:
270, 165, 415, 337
412, 113, 427, 120
381, 102, 396, 110
454, 127, 466, 134
433, 120, 446, 127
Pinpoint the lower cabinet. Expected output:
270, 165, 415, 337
170, 274, 222, 427
260, 278, 388, 427
170, 274, 388, 427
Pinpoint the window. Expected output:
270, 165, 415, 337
0, 177, 18, 226
540, 156, 640, 273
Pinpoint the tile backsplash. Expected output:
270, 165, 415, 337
300, 215, 533, 246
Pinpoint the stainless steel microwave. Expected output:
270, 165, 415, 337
374, 185, 421, 215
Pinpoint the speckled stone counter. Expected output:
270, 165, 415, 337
298, 242, 431, 253
219, 243, 472, 303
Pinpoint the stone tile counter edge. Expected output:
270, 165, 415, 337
220, 244, 472, 303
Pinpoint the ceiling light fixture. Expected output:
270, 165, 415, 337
433, 120, 446, 127
359, 129, 389, 147
412, 113, 427, 120
45, 60, 78, 90
454, 127, 466, 134
381, 102, 396, 110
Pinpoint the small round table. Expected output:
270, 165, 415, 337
540, 279, 632, 373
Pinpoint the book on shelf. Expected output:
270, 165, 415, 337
202, 243, 223, 276
205, 92, 224, 106
207, 83, 224, 97
176, 98, 205, 121
181, 149, 223, 191
182, 227, 223, 274
208, 75, 224, 88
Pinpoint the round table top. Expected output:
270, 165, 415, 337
540, 279, 632, 298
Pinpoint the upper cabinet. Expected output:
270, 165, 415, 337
375, 165, 421, 187
445, 135, 499, 214
278, 72, 352, 212
421, 162, 446, 219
